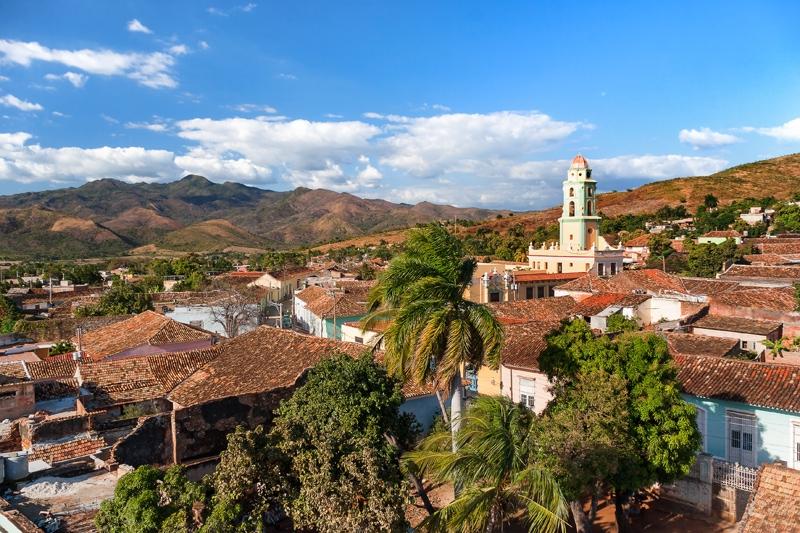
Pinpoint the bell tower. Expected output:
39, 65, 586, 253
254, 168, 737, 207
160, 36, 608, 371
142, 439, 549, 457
558, 154, 599, 251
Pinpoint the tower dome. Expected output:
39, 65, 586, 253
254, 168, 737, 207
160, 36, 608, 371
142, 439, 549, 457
571, 154, 589, 169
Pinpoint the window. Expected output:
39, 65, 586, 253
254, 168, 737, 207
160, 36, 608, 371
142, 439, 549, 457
793, 424, 800, 469
569, 187, 574, 197
696, 406, 707, 452
526, 286, 534, 299
610, 262, 617, 275
569, 234, 573, 241
740, 340, 750, 350
537, 286, 545, 298
548, 286, 555, 297
598, 263, 605, 276
355, 336, 364, 344
568, 201, 575, 216
489, 292, 501, 302
189, 320, 203, 328
519, 378, 535, 410
587, 188, 593, 197
586, 201, 593, 215
557, 262, 563, 273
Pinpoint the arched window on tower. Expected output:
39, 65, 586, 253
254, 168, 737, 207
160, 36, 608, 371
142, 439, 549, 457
587, 188, 593, 197
569, 201, 575, 216
569, 187, 574, 197
586, 201, 593, 216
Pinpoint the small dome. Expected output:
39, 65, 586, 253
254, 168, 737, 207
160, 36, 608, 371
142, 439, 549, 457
571, 154, 589, 168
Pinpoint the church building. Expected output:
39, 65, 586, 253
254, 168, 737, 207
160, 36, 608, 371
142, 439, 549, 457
527, 155, 624, 276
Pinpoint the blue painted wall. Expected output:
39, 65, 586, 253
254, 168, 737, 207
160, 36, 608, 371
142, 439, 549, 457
323, 315, 364, 340
401, 394, 445, 434
683, 394, 800, 467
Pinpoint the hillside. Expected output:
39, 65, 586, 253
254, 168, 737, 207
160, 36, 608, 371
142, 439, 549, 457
0, 176, 498, 259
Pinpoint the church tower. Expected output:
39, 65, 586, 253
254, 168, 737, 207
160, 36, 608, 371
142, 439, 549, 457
558, 154, 599, 251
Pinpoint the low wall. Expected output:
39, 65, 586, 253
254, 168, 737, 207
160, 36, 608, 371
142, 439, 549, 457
21, 414, 90, 447
0, 383, 35, 421
659, 453, 713, 515
28, 437, 105, 464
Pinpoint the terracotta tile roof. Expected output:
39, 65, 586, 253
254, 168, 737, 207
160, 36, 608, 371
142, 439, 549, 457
343, 320, 389, 333
721, 264, 800, 281
489, 296, 578, 325
75, 310, 214, 361
78, 348, 219, 410
513, 271, 584, 283
740, 463, 800, 533
700, 230, 741, 238
168, 326, 369, 407
675, 354, 800, 412
574, 292, 650, 316
264, 266, 316, 281
26, 359, 77, 381
757, 242, 800, 254
624, 234, 651, 247
298, 282, 375, 318
692, 314, 781, 336
711, 286, 797, 312
663, 332, 738, 358
0, 361, 28, 384
679, 278, 740, 296
500, 321, 561, 371
558, 269, 688, 296
744, 253, 800, 265
670, 239, 686, 253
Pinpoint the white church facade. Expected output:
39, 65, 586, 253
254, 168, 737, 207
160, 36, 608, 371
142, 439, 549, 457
528, 155, 624, 276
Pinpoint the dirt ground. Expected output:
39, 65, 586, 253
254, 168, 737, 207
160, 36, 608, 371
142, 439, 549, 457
407, 484, 738, 533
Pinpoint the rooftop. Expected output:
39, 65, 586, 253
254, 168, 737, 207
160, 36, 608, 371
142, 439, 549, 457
692, 314, 782, 336
662, 332, 738, 358
623, 234, 651, 247
679, 277, 740, 296
757, 242, 800, 255
558, 269, 689, 296
512, 271, 584, 283
570, 154, 589, 169
675, 354, 800, 413
711, 286, 796, 313
739, 463, 800, 533
700, 230, 742, 238
720, 264, 800, 281
500, 321, 561, 371
574, 292, 650, 316
296, 281, 375, 318
488, 296, 577, 325
75, 311, 214, 361
168, 326, 369, 407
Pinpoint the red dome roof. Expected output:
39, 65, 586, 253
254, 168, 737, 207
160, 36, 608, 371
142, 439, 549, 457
571, 154, 589, 168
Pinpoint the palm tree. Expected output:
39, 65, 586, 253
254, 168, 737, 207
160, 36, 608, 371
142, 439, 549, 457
364, 223, 503, 443
763, 337, 786, 359
406, 396, 568, 533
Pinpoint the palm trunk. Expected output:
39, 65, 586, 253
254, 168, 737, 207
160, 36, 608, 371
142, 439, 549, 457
485, 503, 499, 533
614, 490, 632, 533
450, 369, 463, 452
408, 471, 435, 516
570, 500, 591, 533
435, 389, 450, 426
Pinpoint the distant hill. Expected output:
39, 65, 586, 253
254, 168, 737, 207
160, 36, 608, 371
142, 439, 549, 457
0, 175, 499, 259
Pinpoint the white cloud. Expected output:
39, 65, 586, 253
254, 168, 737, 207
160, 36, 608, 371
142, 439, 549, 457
284, 157, 381, 192
127, 19, 153, 34
124, 120, 169, 132
324, 113, 343, 119
0, 93, 43, 111
276, 73, 297, 80
206, 6, 228, 16
0, 75, 8, 82
175, 147, 271, 182
52, 111, 67, 117
168, 44, 188, 56
744, 117, 800, 142
230, 103, 277, 114
678, 127, 740, 149
240, 3, 257, 12
44, 71, 88, 88
0, 39, 178, 89
198, 41, 210, 50
175, 116, 381, 170
100, 113, 119, 124
380, 111, 587, 177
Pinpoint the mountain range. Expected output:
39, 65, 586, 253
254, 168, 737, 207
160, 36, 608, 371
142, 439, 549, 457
0, 176, 499, 259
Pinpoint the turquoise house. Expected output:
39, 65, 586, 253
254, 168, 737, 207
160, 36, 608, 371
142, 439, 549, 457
676, 354, 800, 469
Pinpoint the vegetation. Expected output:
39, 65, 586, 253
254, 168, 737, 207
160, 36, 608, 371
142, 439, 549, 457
763, 338, 787, 360
773, 203, 800, 234
0, 295, 20, 334
605, 313, 640, 334
683, 239, 739, 278
366, 223, 503, 443
75, 282, 154, 317
539, 320, 701, 531
408, 396, 568, 532
48, 340, 75, 356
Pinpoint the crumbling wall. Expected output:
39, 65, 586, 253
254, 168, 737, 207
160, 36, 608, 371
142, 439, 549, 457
20, 414, 90, 448
28, 437, 105, 464
172, 388, 291, 463
0, 383, 35, 421
111, 413, 173, 467
0, 421, 21, 453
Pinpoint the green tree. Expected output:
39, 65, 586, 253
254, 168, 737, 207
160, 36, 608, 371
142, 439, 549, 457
272, 354, 413, 532
203, 426, 292, 532
763, 338, 787, 360
365, 223, 503, 444
407, 395, 568, 533
173, 271, 208, 292
684, 240, 737, 278
48, 340, 75, 356
95, 465, 208, 533
704, 194, 718, 209
76, 283, 153, 316
137, 275, 165, 294
531, 371, 632, 532
539, 320, 700, 531
605, 313, 640, 334
773, 203, 800, 233
0, 295, 20, 334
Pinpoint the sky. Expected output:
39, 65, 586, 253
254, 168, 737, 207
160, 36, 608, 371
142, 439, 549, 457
1, 1, 800, 210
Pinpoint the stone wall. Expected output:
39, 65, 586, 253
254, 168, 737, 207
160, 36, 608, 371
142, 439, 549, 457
111, 414, 173, 467
172, 388, 291, 463
0, 383, 35, 421
659, 453, 713, 515
20, 413, 90, 448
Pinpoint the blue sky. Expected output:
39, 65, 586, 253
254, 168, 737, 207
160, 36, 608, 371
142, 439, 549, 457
1, 1, 800, 209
